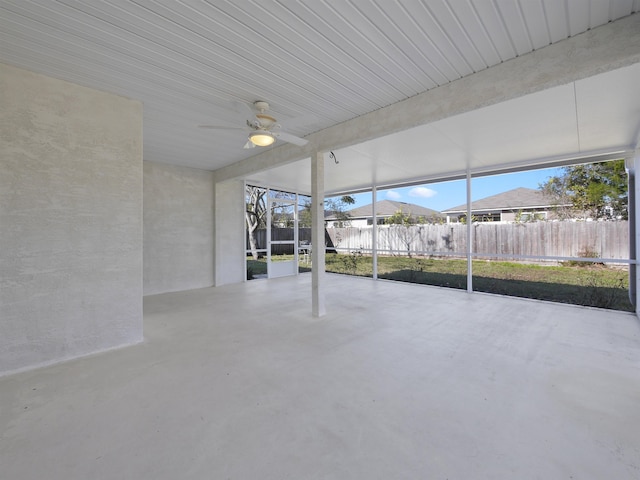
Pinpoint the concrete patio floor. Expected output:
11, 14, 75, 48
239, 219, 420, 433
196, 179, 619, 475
1, 274, 639, 479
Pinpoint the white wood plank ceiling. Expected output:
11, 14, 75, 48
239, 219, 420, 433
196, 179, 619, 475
1, 0, 639, 192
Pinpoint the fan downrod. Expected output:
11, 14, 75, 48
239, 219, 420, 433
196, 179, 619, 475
253, 101, 270, 112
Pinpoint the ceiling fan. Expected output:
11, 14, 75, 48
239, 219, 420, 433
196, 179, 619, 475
199, 100, 309, 149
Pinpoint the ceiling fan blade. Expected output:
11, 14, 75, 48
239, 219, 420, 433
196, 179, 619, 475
276, 131, 309, 147
198, 125, 246, 130
286, 112, 318, 128
230, 99, 255, 118
243, 140, 256, 149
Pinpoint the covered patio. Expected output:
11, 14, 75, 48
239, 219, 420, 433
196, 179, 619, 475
2, 2, 640, 477
2, 274, 639, 479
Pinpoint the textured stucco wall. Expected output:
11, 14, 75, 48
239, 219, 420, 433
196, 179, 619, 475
214, 179, 246, 286
0, 63, 143, 375
143, 161, 214, 295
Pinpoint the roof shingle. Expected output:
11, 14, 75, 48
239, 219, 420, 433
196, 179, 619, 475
326, 200, 443, 220
442, 187, 557, 213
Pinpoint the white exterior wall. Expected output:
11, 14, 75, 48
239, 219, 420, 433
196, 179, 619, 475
327, 218, 369, 228
348, 219, 370, 228
214, 179, 245, 286
143, 161, 214, 295
0, 63, 143, 375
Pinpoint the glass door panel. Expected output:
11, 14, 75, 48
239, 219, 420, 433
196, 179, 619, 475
298, 194, 312, 273
245, 185, 267, 280
268, 189, 298, 278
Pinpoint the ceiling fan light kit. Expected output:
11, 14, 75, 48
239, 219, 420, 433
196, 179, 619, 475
248, 129, 276, 147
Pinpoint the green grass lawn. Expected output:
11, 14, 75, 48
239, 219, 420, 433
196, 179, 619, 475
247, 254, 633, 312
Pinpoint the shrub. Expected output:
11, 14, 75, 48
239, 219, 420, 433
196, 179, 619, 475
562, 248, 604, 267
579, 271, 627, 309
340, 249, 363, 275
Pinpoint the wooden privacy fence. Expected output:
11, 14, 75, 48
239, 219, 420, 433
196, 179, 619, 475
325, 221, 630, 259
248, 228, 312, 255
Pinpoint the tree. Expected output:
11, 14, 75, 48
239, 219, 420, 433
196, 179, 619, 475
325, 195, 356, 227
298, 200, 313, 228
303, 195, 355, 228
385, 209, 425, 257
245, 186, 267, 260
539, 159, 628, 220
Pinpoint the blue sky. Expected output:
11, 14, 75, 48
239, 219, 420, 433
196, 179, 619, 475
339, 166, 564, 212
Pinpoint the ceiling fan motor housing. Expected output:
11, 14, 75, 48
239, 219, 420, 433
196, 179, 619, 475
256, 114, 277, 129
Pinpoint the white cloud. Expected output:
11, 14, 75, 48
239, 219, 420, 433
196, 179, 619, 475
386, 190, 402, 200
408, 187, 437, 198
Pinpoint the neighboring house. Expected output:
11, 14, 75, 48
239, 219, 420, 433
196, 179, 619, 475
326, 200, 445, 228
442, 187, 567, 223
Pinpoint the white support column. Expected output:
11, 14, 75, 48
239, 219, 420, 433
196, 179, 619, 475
312, 151, 326, 317
294, 192, 300, 273
633, 151, 640, 317
466, 170, 473, 293
372, 186, 378, 280
266, 187, 272, 278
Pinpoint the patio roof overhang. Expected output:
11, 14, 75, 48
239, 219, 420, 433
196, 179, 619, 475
222, 14, 640, 196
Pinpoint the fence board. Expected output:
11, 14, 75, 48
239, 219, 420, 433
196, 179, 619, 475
247, 228, 312, 255
248, 223, 629, 259
325, 221, 629, 260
